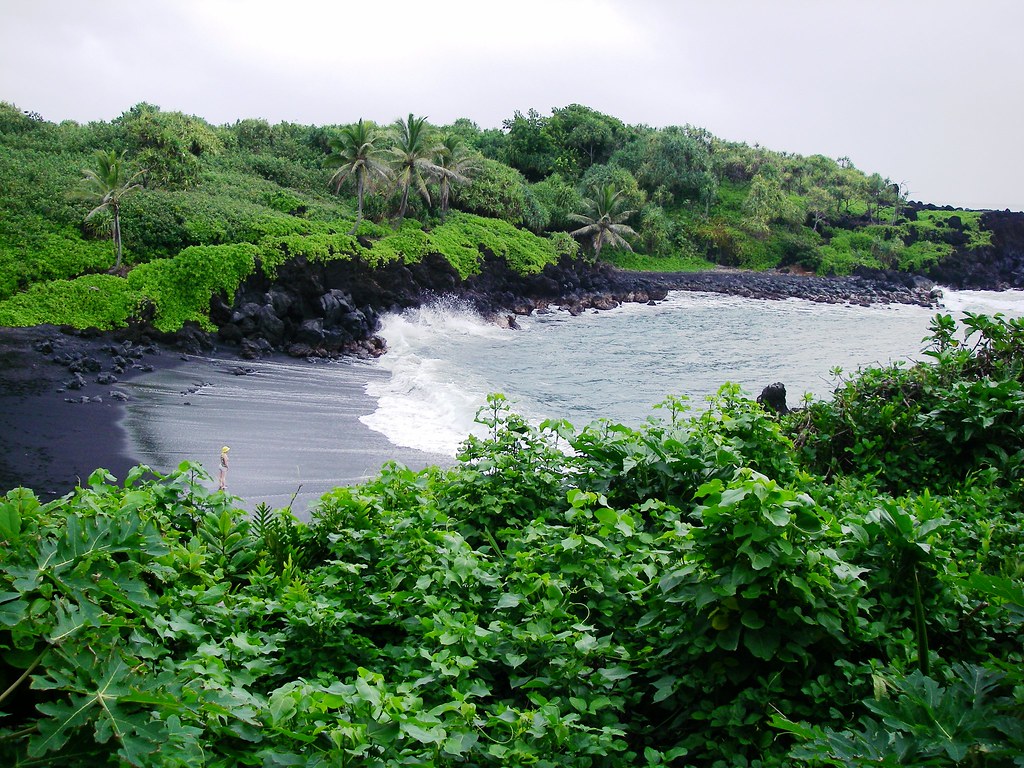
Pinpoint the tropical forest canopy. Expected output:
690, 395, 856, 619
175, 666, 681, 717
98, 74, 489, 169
0, 101, 994, 333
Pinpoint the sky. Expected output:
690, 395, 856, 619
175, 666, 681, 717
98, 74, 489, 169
2, 0, 1023, 211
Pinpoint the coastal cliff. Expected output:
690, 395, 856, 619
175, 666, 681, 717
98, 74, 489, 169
926, 208, 1024, 289
211, 256, 941, 359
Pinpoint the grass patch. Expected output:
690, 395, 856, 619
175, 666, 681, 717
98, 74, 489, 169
601, 250, 714, 272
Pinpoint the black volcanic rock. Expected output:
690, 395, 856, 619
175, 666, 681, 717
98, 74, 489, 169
757, 383, 789, 414
191, 249, 944, 360
927, 209, 1024, 289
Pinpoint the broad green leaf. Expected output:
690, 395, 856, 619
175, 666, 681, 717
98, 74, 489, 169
740, 610, 765, 629
764, 506, 791, 526
401, 721, 445, 744
750, 552, 773, 570
442, 729, 479, 755
597, 665, 633, 682
30, 653, 134, 758
268, 691, 297, 726
49, 599, 103, 643
0, 592, 27, 627
354, 674, 382, 709
652, 675, 677, 704
496, 593, 521, 609
0, 501, 21, 540
744, 628, 780, 660
594, 507, 618, 527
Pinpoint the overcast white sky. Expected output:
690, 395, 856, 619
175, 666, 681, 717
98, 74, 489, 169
2, 1, 1022, 211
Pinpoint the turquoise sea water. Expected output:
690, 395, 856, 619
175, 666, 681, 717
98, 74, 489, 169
122, 288, 1024, 513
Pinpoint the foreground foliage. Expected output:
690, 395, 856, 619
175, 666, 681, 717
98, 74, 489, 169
1, 316, 1022, 766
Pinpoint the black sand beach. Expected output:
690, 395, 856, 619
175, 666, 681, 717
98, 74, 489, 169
0, 268, 945, 508
118, 353, 450, 513
0, 326, 153, 499
0, 325, 447, 513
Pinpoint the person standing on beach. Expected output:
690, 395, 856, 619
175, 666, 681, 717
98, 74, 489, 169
218, 446, 229, 490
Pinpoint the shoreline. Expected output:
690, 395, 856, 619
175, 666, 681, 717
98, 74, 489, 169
0, 269, 947, 502
119, 353, 450, 514
0, 324, 447, 511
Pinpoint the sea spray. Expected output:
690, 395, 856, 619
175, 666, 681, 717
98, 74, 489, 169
360, 297, 514, 456
934, 287, 1024, 316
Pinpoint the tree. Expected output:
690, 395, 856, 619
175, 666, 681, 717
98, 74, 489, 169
806, 186, 832, 232
547, 104, 625, 174
432, 133, 479, 222
889, 180, 910, 225
326, 119, 390, 233
454, 158, 529, 225
501, 108, 557, 182
116, 104, 221, 189
388, 113, 439, 225
530, 174, 583, 232
612, 125, 715, 210
579, 164, 646, 214
742, 169, 789, 235
232, 118, 274, 153
79, 149, 144, 269
865, 172, 889, 223
569, 184, 638, 260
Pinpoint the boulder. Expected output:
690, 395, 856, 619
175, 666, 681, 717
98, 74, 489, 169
68, 356, 102, 373
296, 318, 325, 345
756, 382, 789, 414
64, 372, 86, 390
320, 289, 355, 325
255, 305, 285, 344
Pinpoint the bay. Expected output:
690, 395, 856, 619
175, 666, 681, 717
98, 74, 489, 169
121, 287, 1024, 514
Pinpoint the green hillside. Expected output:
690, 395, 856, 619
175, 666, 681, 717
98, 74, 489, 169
0, 101, 993, 332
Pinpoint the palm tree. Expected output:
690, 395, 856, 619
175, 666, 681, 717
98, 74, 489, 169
569, 184, 638, 260
326, 119, 390, 234
79, 149, 144, 270
433, 133, 478, 222
388, 113, 440, 226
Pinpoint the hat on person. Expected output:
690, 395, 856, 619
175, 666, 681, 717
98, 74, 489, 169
222, 446, 230, 453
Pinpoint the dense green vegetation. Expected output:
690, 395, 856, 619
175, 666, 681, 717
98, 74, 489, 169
1, 314, 1022, 766
0, 100, 993, 334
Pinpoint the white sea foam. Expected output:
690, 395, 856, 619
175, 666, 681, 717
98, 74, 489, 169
359, 298, 510, 456
936, 287, 1024, 317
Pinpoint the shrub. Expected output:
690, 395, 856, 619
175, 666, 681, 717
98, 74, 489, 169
127, 243, 259, 330
0, 273, 136, 328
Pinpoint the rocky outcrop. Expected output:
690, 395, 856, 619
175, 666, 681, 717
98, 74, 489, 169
756, 383, 790, 414
927, 209, 1024, 289
207, 253, 941, 359
212, 253, 466, 359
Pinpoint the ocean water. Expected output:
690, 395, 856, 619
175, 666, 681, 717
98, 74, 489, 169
360, 289, 1024, 456
121, 288, 1024, 512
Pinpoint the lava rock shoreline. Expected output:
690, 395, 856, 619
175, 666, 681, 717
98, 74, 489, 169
210, 256, 942, 360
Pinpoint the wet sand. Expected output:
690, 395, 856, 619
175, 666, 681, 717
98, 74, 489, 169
120, 355, 451, 515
